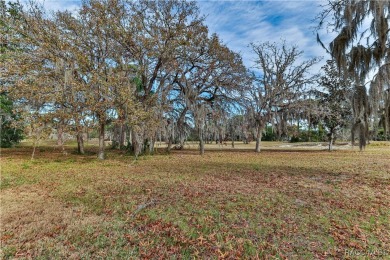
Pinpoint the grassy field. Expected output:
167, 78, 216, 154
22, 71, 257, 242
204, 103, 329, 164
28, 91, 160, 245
1, 141, 389, 259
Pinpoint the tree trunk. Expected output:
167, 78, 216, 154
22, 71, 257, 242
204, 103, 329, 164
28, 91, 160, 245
58, 124, 67, 154
167, 138, 172, 152
166, 122, 173, 152
176, 107, 188, 148
112, 123, 119, 149
132, 128, 143, 158
127, 126, 132, 148
86, 127, 90, 144
199, 138, 205, 155
119, 123, 125, 149
179, 135, 185, 148
57, 122, 64, 146
243, 133, 248, 144
199, 127, 205, 155
149, 138, 155, 154
328, 131, 334, 151
77, 131, 85, 155
351, 123, 356, 146
255, 125, 263, 153
276, 123, 282, 141
122, 125, 127, 148
98, 122, 105, 160
359, 122, 366, 151
31, 138, 39, 160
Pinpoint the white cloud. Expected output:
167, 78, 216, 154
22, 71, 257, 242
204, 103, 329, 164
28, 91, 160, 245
197, 0, 332, 73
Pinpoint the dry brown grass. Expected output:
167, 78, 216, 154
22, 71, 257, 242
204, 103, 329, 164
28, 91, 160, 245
1, 141, 389, 259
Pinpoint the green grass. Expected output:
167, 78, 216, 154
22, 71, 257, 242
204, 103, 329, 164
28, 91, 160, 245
1, 142, 389, 258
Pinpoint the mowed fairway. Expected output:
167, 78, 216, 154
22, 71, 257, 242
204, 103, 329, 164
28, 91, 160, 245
1, 142, 389, 259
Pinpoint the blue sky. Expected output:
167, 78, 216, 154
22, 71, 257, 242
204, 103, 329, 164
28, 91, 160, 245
19, 0, 335, 73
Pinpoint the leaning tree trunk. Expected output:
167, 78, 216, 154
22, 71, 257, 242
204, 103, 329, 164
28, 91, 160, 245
98, 121, 105, 160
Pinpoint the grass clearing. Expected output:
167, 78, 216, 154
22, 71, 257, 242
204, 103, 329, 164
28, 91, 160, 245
1, 142, 389, 258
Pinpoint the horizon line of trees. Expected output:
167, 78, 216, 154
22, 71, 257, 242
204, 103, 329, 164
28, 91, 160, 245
1, 0, 389, 157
